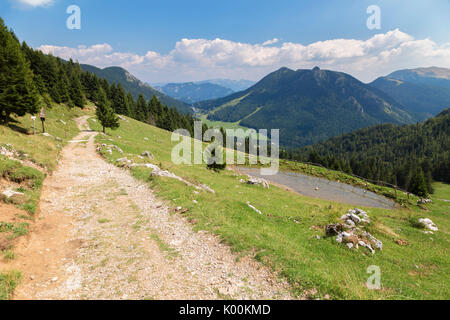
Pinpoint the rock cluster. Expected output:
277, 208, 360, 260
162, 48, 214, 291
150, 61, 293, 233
417, 198, 432, 205
240, 176, 270, 189
326, 208, 382, 255
98, 144, 124, 155
0, 144, 24, 159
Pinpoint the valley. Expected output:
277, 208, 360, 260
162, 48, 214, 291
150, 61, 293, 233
1, 11, 449, 303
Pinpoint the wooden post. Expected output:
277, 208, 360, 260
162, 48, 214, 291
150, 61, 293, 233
39, 108, 46, 133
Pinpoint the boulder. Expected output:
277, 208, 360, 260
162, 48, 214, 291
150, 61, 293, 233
418, 218, 438, 232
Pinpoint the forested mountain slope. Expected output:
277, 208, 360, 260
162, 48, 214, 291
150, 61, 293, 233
81, 64, 193, 114
290, 109, 450, 196
196, 67, 415, 147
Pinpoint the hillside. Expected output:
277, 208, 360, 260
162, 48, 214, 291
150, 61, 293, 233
293, 109, 450, 195
81, 64, 193, 114
84, 113, 449, 300
156, 82, 234, 103
388, 67, 450, 88
197, 79, 255, 92
196, 67, 415, 147
370, 67, 450, 120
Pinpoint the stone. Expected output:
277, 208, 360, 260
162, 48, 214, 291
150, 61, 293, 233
2, 189, 25, 205
325, 223, 343, 236
247, 203, 262, 215
344, 219, 356, 228
418, 218, 438, 232
346, 243, 354, 249
141, 151, 154, 159
246, 178, 269, 189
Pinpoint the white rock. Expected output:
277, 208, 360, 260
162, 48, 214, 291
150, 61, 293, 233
418, 218, 438, 232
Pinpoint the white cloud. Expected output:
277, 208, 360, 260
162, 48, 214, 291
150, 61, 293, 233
262, 38, 279, 46
38, 29, 450, 83
15, 0, 54, 7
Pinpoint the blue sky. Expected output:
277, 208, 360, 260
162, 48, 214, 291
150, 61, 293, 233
1, 0, 449, 83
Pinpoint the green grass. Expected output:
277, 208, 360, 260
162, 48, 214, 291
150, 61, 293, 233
0, 102, 92, 172
0, 156, 45, 214
0, 221, 30, 239
0, 271, 21, 300
89, 115, 450, 300
199, 114, 267, 141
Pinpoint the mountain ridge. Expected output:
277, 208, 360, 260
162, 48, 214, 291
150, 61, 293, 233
81, 64, 193, 114
196, 67, 415, 147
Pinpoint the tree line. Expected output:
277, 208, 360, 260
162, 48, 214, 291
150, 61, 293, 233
281, 109, 450, 197
0, 17, 196, 135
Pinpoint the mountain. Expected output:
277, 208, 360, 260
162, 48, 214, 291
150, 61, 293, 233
293, 109, 450, 195
387, 67, 450, 88
156, 82, 234, 104
80, 65, 192, 114
196, 67, 415, 147
370, 67, 450, 120
196, 79, 255, 92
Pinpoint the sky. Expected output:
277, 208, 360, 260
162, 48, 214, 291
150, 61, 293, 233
1, 0, 450, 83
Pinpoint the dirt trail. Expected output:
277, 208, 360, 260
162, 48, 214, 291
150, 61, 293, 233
11, 116, 293, 300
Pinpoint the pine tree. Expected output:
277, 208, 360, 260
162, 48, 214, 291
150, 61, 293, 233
96, 87, 119, 134
410, 167, 429, 198
0, 18, 38, 125
135, 94, 148, 122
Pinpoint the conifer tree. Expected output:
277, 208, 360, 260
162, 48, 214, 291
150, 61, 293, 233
0, 18, 38, 125
96, 87, 119, 134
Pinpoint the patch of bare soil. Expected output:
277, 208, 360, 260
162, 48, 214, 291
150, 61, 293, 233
10, 117, 293, 300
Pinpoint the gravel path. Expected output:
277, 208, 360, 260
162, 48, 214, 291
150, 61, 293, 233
13, 117, 293, 300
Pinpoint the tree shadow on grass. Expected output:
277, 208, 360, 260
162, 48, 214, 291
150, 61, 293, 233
8, 124, 30, 135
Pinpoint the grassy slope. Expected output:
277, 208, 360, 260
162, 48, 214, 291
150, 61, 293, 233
0, 103, 93, 300
89, 115, 450, 300
0, 102, 92, 172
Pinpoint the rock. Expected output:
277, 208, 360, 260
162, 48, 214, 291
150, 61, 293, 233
51, 277, 58, 282
193, 200, 198, 204
55, 137, 62, 142
144, 137, 149, 141
246, 178, 270, 189
344, 219, 356, 228
247, 203, 262, 215
418, 198, 432, 205
141, 151, 154, 159
346, 243, 354, 249
418, 218, 438, 232
42, 132, 53, 137
117, 157, 128, 163
2, 189, 25, 205
362, 232, 383, 251
315, 235, 321, 240
59, 119, 66, 125
314, 187, 319, 191
325, 223, 343, 236
30, 275, 35, 280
